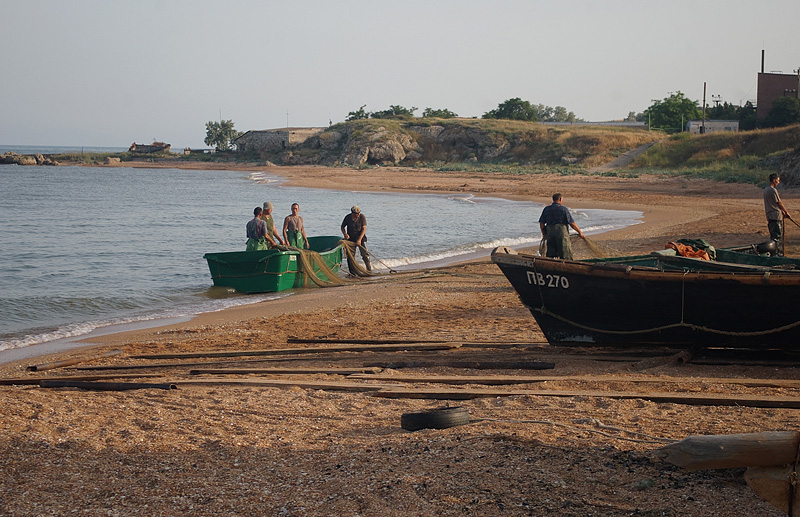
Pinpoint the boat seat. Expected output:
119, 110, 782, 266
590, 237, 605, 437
650, 249, 678, 257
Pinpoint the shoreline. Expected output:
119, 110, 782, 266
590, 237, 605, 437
0, 161, 775, 370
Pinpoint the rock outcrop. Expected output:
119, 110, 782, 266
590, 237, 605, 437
0, 152, 59, 166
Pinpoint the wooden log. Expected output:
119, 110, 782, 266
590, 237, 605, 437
744, 465, 800, 515
287, 337, 451, 344
0, 373, 163, 386
350, 373, 800, 389
189, 367, 382, 376
366, 360, 555, 370
27, 349, 123, 372
654, 431, 800, 470
372, 388, 800, 408
130, 342, 460, 360
40, 380, 177, 391
176, 378, 402, 392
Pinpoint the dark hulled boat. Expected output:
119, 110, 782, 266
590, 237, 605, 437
491, 246, 800, 348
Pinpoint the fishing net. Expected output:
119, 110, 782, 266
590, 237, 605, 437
340, 240, 375, 277
283, 246, 349, 288
570, 235, 627, 259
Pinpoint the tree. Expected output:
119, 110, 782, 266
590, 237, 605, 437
370, 105, 417, 119
483, 98, 537, 121
643, 91, 701, 132
422, 107, 458, 119
739, 101, 757, 131
707, 101, 740, 120
764, 97, 800, 128
204, 120, 243, 151
346, 105, 369, 121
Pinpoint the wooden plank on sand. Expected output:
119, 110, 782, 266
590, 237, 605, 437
131, 342, 460, 360
176, 378, 402, 392
371, 387, 800, 408
0, 373, 164, 386
190, 367, 383, 376
349, 373, 800, 388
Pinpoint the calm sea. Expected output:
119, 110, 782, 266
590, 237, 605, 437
0, 163, 642, 356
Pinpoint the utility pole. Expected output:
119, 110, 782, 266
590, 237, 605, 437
701, 82, 707, 134
286, 110, 289, 128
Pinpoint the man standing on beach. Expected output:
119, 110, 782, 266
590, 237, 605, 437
341, 205, 372, 274
538, 193, 585, 260
260, 202, 284, 247
765, 173, 791, 255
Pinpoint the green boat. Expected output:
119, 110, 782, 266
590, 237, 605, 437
203, 236, 344, 293
583, 240, 800, 273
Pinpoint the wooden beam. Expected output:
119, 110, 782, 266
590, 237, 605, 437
371, 387, 800, 408
26, 349, 123, 372
349, 373, 800, 389
0, 373, 164, 386
176, 378, 402, 392
130, 342, 460, 360
190, 367, 382, 376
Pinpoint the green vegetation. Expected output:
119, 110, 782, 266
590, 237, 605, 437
205, 119, 243, 151
629, 125, 800, 185
643, 91, 701, 133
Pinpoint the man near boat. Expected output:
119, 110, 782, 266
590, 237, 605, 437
260, 201, 284, 247
539, 193, 585, 260
283, 203, 310, 249
341, 205, 372, 274
246, 206, 276, 251
764, 173, 791, 256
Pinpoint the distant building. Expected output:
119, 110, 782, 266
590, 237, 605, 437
129, 142, 171, 153
756, 51, 800, 122
234, 128, 325, 153
685, 120, 739, 135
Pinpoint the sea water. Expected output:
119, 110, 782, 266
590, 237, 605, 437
0, 164, 642, 355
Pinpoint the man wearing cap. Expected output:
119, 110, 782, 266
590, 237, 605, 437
341, 205, 372, 274
260, 201, 283, 247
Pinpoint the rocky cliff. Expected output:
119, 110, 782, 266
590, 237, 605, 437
269, 119, 662, 168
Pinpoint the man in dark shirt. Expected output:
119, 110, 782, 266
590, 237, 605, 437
341, 205, 372, 274
538, 193, 585, 260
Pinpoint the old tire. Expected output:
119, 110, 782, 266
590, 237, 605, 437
400, 406, 470, 431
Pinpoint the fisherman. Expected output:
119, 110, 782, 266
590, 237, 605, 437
538, 193, 585, 260
246, 207, 275, 251
341, 205, 372, 274
282, 203, 309, 249
764, 173, 791, 256
260, 201, 284, 247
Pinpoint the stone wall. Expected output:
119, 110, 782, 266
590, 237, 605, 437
236, 128, 325, 152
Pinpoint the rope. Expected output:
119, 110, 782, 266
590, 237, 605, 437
472, 417, 676, 444
340, 240, 374, 277
532, 305, 800, 337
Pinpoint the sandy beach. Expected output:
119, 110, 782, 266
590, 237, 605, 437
1, 163, 798, 516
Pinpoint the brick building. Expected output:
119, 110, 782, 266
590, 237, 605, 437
756, 50, 800, 122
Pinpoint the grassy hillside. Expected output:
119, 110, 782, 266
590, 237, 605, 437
629, 124, 800, 185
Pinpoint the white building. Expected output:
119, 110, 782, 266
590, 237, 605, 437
685, 120, 739, 135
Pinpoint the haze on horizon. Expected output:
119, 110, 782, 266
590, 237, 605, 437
1, 0, 798, 150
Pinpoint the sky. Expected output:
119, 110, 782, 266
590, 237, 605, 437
1, 0, 798, 149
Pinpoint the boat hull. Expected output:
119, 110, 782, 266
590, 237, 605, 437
491, 247, 800, 348
203, 236, 343, 293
